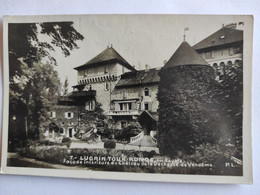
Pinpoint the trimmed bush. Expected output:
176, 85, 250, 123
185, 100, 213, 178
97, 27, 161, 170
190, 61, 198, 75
61, 137, 70, 143
104, 140, 116, 149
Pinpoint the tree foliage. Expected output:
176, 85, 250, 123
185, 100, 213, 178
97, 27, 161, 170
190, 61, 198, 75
62, 76, 69, 95
216, 60, 243, 157
157, 66, 223, 157
8, 22, 84, 141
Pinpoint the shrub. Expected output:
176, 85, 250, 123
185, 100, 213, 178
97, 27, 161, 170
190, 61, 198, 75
62, 137, 71, 148
115, 122, 142, 142
104, 140, 116, 149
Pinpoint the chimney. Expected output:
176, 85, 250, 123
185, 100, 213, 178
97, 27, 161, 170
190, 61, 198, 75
145, 64, 149, 72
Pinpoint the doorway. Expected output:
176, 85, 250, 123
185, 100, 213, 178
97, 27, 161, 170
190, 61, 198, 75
69, 128, 73, 138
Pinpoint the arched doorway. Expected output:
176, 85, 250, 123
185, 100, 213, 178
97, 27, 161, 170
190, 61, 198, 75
138, 111, 157, 135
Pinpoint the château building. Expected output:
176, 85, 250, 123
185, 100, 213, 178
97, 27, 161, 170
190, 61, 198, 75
45, 23, 244, 142
193, 23, 243, 80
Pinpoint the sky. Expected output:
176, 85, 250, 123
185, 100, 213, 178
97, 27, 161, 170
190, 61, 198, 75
46, 15, 248, 91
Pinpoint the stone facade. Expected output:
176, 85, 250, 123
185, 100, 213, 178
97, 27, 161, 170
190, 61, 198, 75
45, 105, 79, 139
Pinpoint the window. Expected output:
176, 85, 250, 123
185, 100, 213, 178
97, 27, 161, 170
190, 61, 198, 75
234, 47, 241, 54
84, 69, 88, 77
121, 121, 127, 129
85, 100, 95, 110
60, 128, 64, 134
89, 85, 92, 90
123, 103, 127, 110
104, 82, 109, 91
144, 103, 149, 111
128, 102, 132, 110
119, 102, 132, 111
205, 51, 214, 59
65, 112, 74, 119
229, 48, 234, 55
144, 87, 149, 96
104, 65, 109, 73
50, 111, 56, 118
123, 91, 128, 98
120, 103, 124, 111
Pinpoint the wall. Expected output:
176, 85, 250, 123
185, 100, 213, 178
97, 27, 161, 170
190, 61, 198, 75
111, 84, 159, 113
47, 105, 79, 138
84, 80, 118, 113
198, 46, 243, 66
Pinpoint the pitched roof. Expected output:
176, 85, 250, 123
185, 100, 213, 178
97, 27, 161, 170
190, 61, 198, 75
162, 41, 208, 70
193, 27, 243, 51
74, 46, 136, 71
116, 68, 161, 88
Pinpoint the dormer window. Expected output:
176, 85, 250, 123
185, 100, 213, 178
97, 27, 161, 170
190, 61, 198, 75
220, 35, 225, 39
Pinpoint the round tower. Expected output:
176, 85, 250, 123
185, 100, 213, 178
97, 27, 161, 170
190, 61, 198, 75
157, 41, 220, 157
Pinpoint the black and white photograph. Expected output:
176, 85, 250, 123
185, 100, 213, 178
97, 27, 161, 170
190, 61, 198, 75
1, 15, 253, 184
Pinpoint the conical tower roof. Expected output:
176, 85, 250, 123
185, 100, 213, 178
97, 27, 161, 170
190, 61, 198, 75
163, 41, 208, 70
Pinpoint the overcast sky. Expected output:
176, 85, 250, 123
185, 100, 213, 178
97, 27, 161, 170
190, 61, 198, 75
48, 15, 247, 91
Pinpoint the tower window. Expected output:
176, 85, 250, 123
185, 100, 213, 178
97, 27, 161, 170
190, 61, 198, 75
104, 65, 109, 73
144, 87, 149, 96
105, 82, 109, 91
84, 69, 88, 77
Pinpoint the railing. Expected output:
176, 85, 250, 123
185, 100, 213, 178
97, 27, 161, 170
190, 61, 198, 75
130, 131, 144, 143
108, 110, 141, 116
150, 131, 157, 145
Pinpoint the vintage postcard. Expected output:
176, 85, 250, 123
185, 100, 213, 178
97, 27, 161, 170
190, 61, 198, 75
1, 15, 253, 184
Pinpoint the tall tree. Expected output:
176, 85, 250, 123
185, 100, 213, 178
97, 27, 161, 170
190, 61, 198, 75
8, 22, 84, 142
62, 76, 69, 95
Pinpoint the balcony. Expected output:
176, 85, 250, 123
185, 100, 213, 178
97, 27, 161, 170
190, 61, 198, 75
69, 90, 96, 99
108, 110, 141, 116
